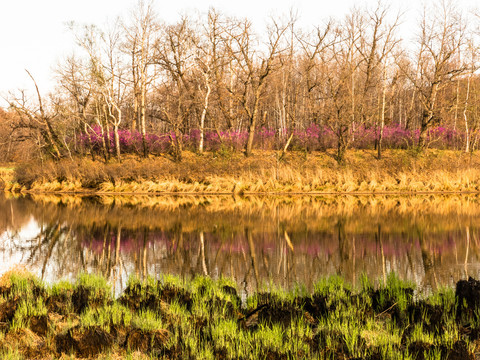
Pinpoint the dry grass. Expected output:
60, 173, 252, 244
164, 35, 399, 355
0, 166, 15, 192
9, 149, 480, 194
0, 265, 33, 289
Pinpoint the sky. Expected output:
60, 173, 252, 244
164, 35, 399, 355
0, 0, 478, 108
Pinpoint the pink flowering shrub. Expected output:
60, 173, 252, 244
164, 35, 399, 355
77, 123, 467, 155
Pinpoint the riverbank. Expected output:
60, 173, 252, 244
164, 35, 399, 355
0, 270, 480, 359
3, 149, 480, 194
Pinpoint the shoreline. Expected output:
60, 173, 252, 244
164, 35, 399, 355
6, 189, 480, 196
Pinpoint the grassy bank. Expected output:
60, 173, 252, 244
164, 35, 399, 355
0, 167, 14, 191
1, 270, 480, 359
4, 149, 480, 194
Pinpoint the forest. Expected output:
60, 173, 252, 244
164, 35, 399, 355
0, 0, 479, 165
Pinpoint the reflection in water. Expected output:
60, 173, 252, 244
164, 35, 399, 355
1, 194, 480, 295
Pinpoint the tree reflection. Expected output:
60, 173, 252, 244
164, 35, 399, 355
2, 194, 480, 294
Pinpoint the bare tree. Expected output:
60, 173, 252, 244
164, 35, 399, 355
75, 22, 127, 162
153, 17, 196, 161
7, 71, 64, 160
224, 16, 290, 157
296, 20, 333, 128
55, 55, 96, 156
193, 10, 218, 153
6, 4, 480, 162
357, 2, 401, 158
401, 1, 467, 150
319, 10, 364, 163
123, 0, 159, 157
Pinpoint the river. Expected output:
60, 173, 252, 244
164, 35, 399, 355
1, 193, 479, 295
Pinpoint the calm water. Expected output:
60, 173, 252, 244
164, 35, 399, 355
1, 193, 480, 295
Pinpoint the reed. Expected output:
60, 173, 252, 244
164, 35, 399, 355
7, 149, 480, 195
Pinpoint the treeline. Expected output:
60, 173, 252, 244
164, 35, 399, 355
2, 0, 480, 163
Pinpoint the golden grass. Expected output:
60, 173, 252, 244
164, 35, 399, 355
9, 149, 480, 194
0, 166, 15, 192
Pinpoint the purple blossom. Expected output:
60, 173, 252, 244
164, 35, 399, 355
76, 123, 468, 155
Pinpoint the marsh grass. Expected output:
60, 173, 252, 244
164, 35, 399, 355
11, 298, 47, 331
0, 270, 480, 359
380, 272, 415, 312
0, 166, 14, 192
131, 309, 163, 332
0, 347, 23, 360
426, 286, 456, 314
76, 272, 111, 293
49, 280, 75, 295
80, 303, 133, 331
10, 149, 480, 194
0, 267, 43, 295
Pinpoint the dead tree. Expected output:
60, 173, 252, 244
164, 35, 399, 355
7, 71, 64, 160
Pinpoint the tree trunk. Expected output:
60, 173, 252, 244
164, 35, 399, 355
113, 123, 121, 162
100, 121, 109, 162
171, 128, 183, 162
418, 123, 429, 150
454, 79, 460, 132
378, 63, 387, 159
418, 106, 436, 151
175, 134, 183, 162
132, 86, 139, 132
245, 91, 262, 157
44, 121, 62, 159
464, 71, 471, 153
140, 77, 148, 158
199, 74, 211, 153
377, 125, 383, 159
245, 121, 256, 157
102, 105, 112, 160
336, 138, 347, 164
418, 83, 439, 151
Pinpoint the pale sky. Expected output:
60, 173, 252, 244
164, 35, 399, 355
0, 0, 478, 107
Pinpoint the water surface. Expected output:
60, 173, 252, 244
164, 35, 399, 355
1, 193, 479, 295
